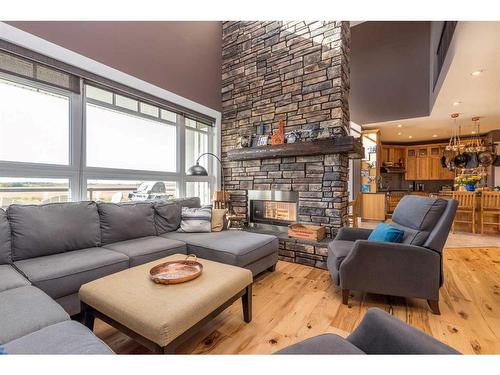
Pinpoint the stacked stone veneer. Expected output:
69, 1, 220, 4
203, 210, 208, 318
221, 21, 351, 268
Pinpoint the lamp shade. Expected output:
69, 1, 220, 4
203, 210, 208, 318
187, 162, 208, 176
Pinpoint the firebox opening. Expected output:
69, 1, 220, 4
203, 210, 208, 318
247, 190, 299, 232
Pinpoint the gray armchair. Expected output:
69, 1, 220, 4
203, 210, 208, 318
327, 196, 458, 314
276, 308, 460, 354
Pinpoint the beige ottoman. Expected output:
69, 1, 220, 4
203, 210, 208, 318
79, 254, 253, 353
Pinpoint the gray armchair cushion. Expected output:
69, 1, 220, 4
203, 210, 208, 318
0, 264, 30, 293
98, 202, 156, 245
339, 240, 441, 300
275, 333, 365, 354
14, 247, 129, 299
161, 231, 278, 269
391, 196, 448, 246
7, 202, 101, 261
153, 198, 201, 234
347, 308, 460, 354
0, 286, 69, 344
327, 240, 355, 285
0, 209, 11, 264
4, 321, 114, 354
103, 236, 187, 267
334, 227, 372, 241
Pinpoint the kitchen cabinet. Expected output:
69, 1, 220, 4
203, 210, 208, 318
381, 146, 406, 166
405, 148, 417, 180
361, 193, 386, 221
401, 143, 454, 181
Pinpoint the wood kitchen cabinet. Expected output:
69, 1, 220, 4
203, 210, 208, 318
401, 143, 454, 181
381, 146, 406, 166
405, 148, 417, 180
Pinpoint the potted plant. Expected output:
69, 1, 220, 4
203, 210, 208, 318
455, 175, 481, 192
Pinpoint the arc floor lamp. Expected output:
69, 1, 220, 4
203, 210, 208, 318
187, 152, 228, 208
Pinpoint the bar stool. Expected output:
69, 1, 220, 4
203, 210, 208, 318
348, 197, 360, 228
452, 191, 476, 233
480, 191, 500, 234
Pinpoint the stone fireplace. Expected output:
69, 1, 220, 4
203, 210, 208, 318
221, 21, 356, 269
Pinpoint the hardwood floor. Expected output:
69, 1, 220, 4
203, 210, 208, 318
94, 247, 500, 355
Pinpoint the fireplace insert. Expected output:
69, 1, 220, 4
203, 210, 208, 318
248, 190, 299, 231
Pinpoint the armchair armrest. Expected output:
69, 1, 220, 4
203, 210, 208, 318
339, 240, 441, 300
347, 308, 460, 354
335, 227, 372, 241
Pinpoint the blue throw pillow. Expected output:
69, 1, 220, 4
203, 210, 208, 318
368, 223, 404, 243
0, 345, 6, 355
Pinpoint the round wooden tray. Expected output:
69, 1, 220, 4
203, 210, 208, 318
149, 255, 203, 285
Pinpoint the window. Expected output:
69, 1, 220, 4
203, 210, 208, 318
186, 181, 210, 206
186, 119, 209, 170
0, 78, 70, 165
0, 67, 217, 208
0, 177, 69, 208
87, 179, 177, 203
86, 103, 177, 172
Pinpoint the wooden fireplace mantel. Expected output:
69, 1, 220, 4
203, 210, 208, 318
226, 136, 364, 161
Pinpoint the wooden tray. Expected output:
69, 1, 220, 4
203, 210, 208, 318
150, 255, 203, 285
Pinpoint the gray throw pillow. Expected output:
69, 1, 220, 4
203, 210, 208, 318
178, 206, 212, 233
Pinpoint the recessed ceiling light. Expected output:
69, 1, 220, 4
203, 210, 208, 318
471, 70, 483, 76
432, 134, 438, 138
471, 131, 476, 134
398, 132, 402, 136
453, 101, 461, 106
408, 135, 413, 139
397, 124, 403, 128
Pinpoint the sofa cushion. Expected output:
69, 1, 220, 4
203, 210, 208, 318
161, 231, 278, 268
98, 202, 156, 245
179, 206, 212, 233
14, 247, 129, 299
4, 321, 113, 354
0, 209, 11, 264
7, 202, 101, 261
275, 333, 365, 354
0, 286, 69, 344
391, 196, 448, 246
103, 236, 187, 267
0, 264, 30, 293
153, 198, 202, 235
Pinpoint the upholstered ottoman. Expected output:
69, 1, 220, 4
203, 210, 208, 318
79, 254, 253, 353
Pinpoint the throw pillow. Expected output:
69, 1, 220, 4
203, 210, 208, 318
211, 208, 227, 232
368, 223, 404, 243
0, 345, 6, 354
179, 206, 212, 233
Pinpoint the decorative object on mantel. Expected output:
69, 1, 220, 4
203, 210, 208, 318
288, 223, 326, 242
149, 254, 203, 285
187, 152, 228, 209
271, 119, 285, 145
285, 130, 300, 144
227, 136, 363, 161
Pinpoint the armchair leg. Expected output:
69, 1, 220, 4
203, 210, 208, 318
342, 289, 349, 305
427, 299, 441, 315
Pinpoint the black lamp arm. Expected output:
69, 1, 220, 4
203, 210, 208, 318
195, 152, 225, 195
196, 152, 223, 166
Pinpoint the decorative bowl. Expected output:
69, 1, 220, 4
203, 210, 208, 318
149, 255, 203, 285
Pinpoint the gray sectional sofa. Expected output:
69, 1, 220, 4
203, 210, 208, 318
0, 197, 278, 354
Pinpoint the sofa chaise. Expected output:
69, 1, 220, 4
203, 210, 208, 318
0, 198, 278, 354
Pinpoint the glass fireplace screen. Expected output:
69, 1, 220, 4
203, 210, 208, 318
250, 200, 297, 225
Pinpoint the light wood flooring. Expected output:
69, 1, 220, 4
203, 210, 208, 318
94, 247, 500, 355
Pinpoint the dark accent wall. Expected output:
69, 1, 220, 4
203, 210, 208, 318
6, 21, 222, 111
350, 21, 430, 124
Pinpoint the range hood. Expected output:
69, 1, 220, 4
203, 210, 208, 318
381, 166, 406, 174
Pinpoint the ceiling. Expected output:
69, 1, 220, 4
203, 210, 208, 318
364, 21, 500, 143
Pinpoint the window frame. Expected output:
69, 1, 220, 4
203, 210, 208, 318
0, 72, 219, 205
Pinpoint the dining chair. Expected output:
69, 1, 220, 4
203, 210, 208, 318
452, 191, 476, 233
